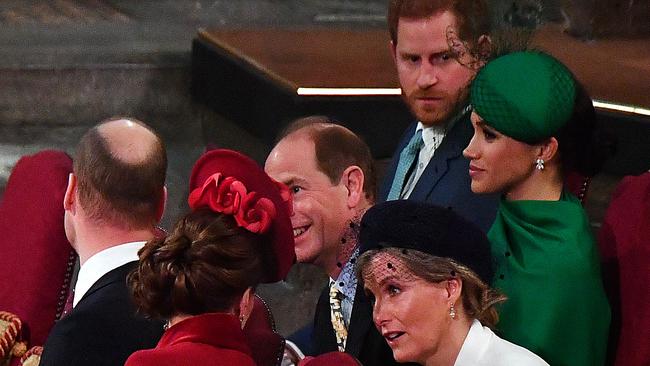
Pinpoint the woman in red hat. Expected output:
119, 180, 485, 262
125, 149, 295, 366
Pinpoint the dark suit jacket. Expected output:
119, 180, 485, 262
312, 284, 404, 366
378, 115, 499, 232
40, 261, 164, 366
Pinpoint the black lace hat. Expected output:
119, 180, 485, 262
359, 200, 494, 283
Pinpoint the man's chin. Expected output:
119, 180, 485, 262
415, 112, 449, 126
410, 103, 450, 126
295, 248, 317, 264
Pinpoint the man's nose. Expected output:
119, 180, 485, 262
417, 62, 439, 89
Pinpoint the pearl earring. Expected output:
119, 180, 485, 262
449, 304, 456, 319
535, 158, 545, 171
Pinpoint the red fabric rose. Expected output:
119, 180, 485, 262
187, 173, 278, 234
189, 173, 245, 214
237, 193, 276, 234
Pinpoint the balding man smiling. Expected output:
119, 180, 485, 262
40, 118, 167, 366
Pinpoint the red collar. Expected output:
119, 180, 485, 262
159, 312, 252, 356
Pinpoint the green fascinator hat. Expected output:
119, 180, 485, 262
470, 51, 576, 144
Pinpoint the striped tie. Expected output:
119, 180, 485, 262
329, 282, 348, 352
387, 129, 424, 200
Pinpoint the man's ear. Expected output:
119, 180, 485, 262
537, 137, 559, 163
63, 173, 77, 212
155, 186, 167, 223
341, 166, 365, 209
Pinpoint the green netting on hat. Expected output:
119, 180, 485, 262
470, 51, 576, 144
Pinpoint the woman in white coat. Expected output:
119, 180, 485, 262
356, 200, 548, 366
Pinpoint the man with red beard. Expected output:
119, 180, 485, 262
265, 116, 403, 365
380, 0, 498, 232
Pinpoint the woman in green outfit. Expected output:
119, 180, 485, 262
462, 51, 610, 366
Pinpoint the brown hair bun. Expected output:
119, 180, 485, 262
129, 208, 271, 319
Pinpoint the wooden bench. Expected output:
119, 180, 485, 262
191, 28, 412, 158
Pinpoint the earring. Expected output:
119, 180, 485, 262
449, 304, 456, 319
535, 158, 545, 171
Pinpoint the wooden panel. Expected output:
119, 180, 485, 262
193, 27, 650, 172
191, 32, 413, 159
200, 26, 650, 110
198, 28, 398, 89
531, 25, 650, 109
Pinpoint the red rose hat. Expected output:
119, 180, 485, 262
188, 149, 295, 283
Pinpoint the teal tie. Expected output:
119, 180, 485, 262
387, 129, 424, 200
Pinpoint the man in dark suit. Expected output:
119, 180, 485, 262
265, 117, 399, 365
379, 0, 498, 232
40, 118, 167, 366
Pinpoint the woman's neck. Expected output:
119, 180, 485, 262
424, 316, 473, 366
506, 166, 563, 201
168, 313, 193, 328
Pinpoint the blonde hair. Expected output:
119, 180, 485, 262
357, 247, 506, 328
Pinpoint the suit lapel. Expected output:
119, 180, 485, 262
344, 286, 373, 357
312, 286, 338, 354
409, 114, 472, 200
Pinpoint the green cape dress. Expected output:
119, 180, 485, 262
488, 191, 610, 366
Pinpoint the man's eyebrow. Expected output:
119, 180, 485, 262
398, 50, 419, 58
283, 176, 307, 187
431, 49, 452, 58
398, 49, 450, 58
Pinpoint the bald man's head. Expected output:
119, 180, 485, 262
74, 118, 167, 229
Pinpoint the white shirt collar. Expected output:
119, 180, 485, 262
73, 241, 145, 307
329, 247, 359, 300
415, 104, 470, 146
401, 106, 469, 199
454, 319, 490, 365
416, 121, 447, 152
